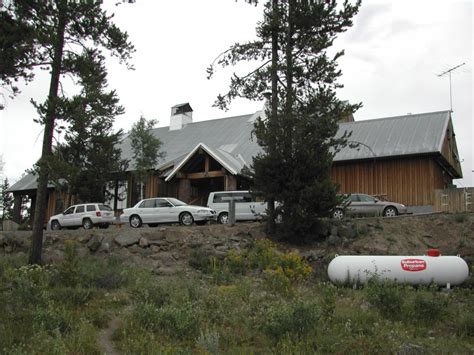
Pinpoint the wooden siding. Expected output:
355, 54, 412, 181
440, 118, 463, 178
331, 156, 453, 206
434, 188, 474, 212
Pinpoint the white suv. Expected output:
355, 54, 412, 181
49, 203, 115, 230
207, 191, 267, 224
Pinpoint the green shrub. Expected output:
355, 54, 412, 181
133, 302, 161, 332
196, 328, 220, 354
156, 303, 200, 340
131, 283, 171, 308
320, 284, 337, 320
50, 286, 94, 306
364, 279, 405, 320
408, 292, 447, 324
263, 267, 291, 295
454, 212, 468, 223
456, 311, 474, 337
261, 301, 320, 341
188, 249, 218, 273
33, 305, 74, 335
225, 250, 246, 274
56, 241, 80, 287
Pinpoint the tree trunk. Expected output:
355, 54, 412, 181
29, 4, 67, 264
266, 0, 280, 234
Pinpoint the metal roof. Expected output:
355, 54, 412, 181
9, 110, 453, 193
7, 173, 59, 193
120, 109, 451, 173
334, 111, 451, 161
119, 113, 263, 173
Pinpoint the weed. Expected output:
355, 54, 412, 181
261, 301, 320, 341
364, 279, 405, 320
454, 212, 468, 223
196, 328, 220, 354
407, 291, 447, 324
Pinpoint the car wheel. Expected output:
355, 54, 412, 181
383, 206, 398, 217
180, 212, 194, 226
195, 220, 207, 226
218, 212, 228, 224
333, 208, 344, 219
82, 218, 93, 230
130, 215, 142, 228
51, 220, 61, 230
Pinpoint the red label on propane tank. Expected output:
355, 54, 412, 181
401, 259, 426, 272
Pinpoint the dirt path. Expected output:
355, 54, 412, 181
98, 305, 132, 355
98, 314, 122, 355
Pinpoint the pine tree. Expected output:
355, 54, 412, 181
129, 116, 164, 201
209, 0, 361, 240
0, 178, 14, 222
1, 0, 134, 264
52, 49, 128, 204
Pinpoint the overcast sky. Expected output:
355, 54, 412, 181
1, 0, 473, 187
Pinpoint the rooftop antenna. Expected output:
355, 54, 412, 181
437, 62, 465, 112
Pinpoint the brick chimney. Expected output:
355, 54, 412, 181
170, 103, 193, 131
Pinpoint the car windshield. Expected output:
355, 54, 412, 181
167, 198, 187, 207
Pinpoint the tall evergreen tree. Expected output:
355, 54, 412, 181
0, 0, 134, 264
0, 178, 14, 222
129, 116, 164, 201
209, 0, 361, 240
52, 49, 128, 204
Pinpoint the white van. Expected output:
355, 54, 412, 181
207, 191, 267, 224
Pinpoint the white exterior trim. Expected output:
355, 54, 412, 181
164, 143, 238, 182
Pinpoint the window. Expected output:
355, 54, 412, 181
349, 195, 359, 202
99, 205, 112, 211
64, 206, 75, 215
86, 205, 96, 212
236, 192, 252, 203
213, 193, 232, 203
358, 194, 375, 203
75, 205, 85, 213
139, 199, 156, 208
156, 199, 173, 207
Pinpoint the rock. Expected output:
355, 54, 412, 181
149, 239, 168, 247
213, 239, 225, 247
338, 224, 357, 239
115, 233, 140, 247
398, 343, 425, 354
188, 240, 203, 248
139, 237, 149, 248
150, 245, 161, 253
98, 235, 114, 253
87, 235, 103, 252
153, 251, 177, 267
216, 245, 228, 252
77, 234, 93, 244
153, 266, 179, 276
42, 249, 65, 264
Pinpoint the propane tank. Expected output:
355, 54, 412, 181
327, 249, 469, 287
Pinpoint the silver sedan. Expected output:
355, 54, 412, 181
120, 197, 216, 227
333, 193, 408, 219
